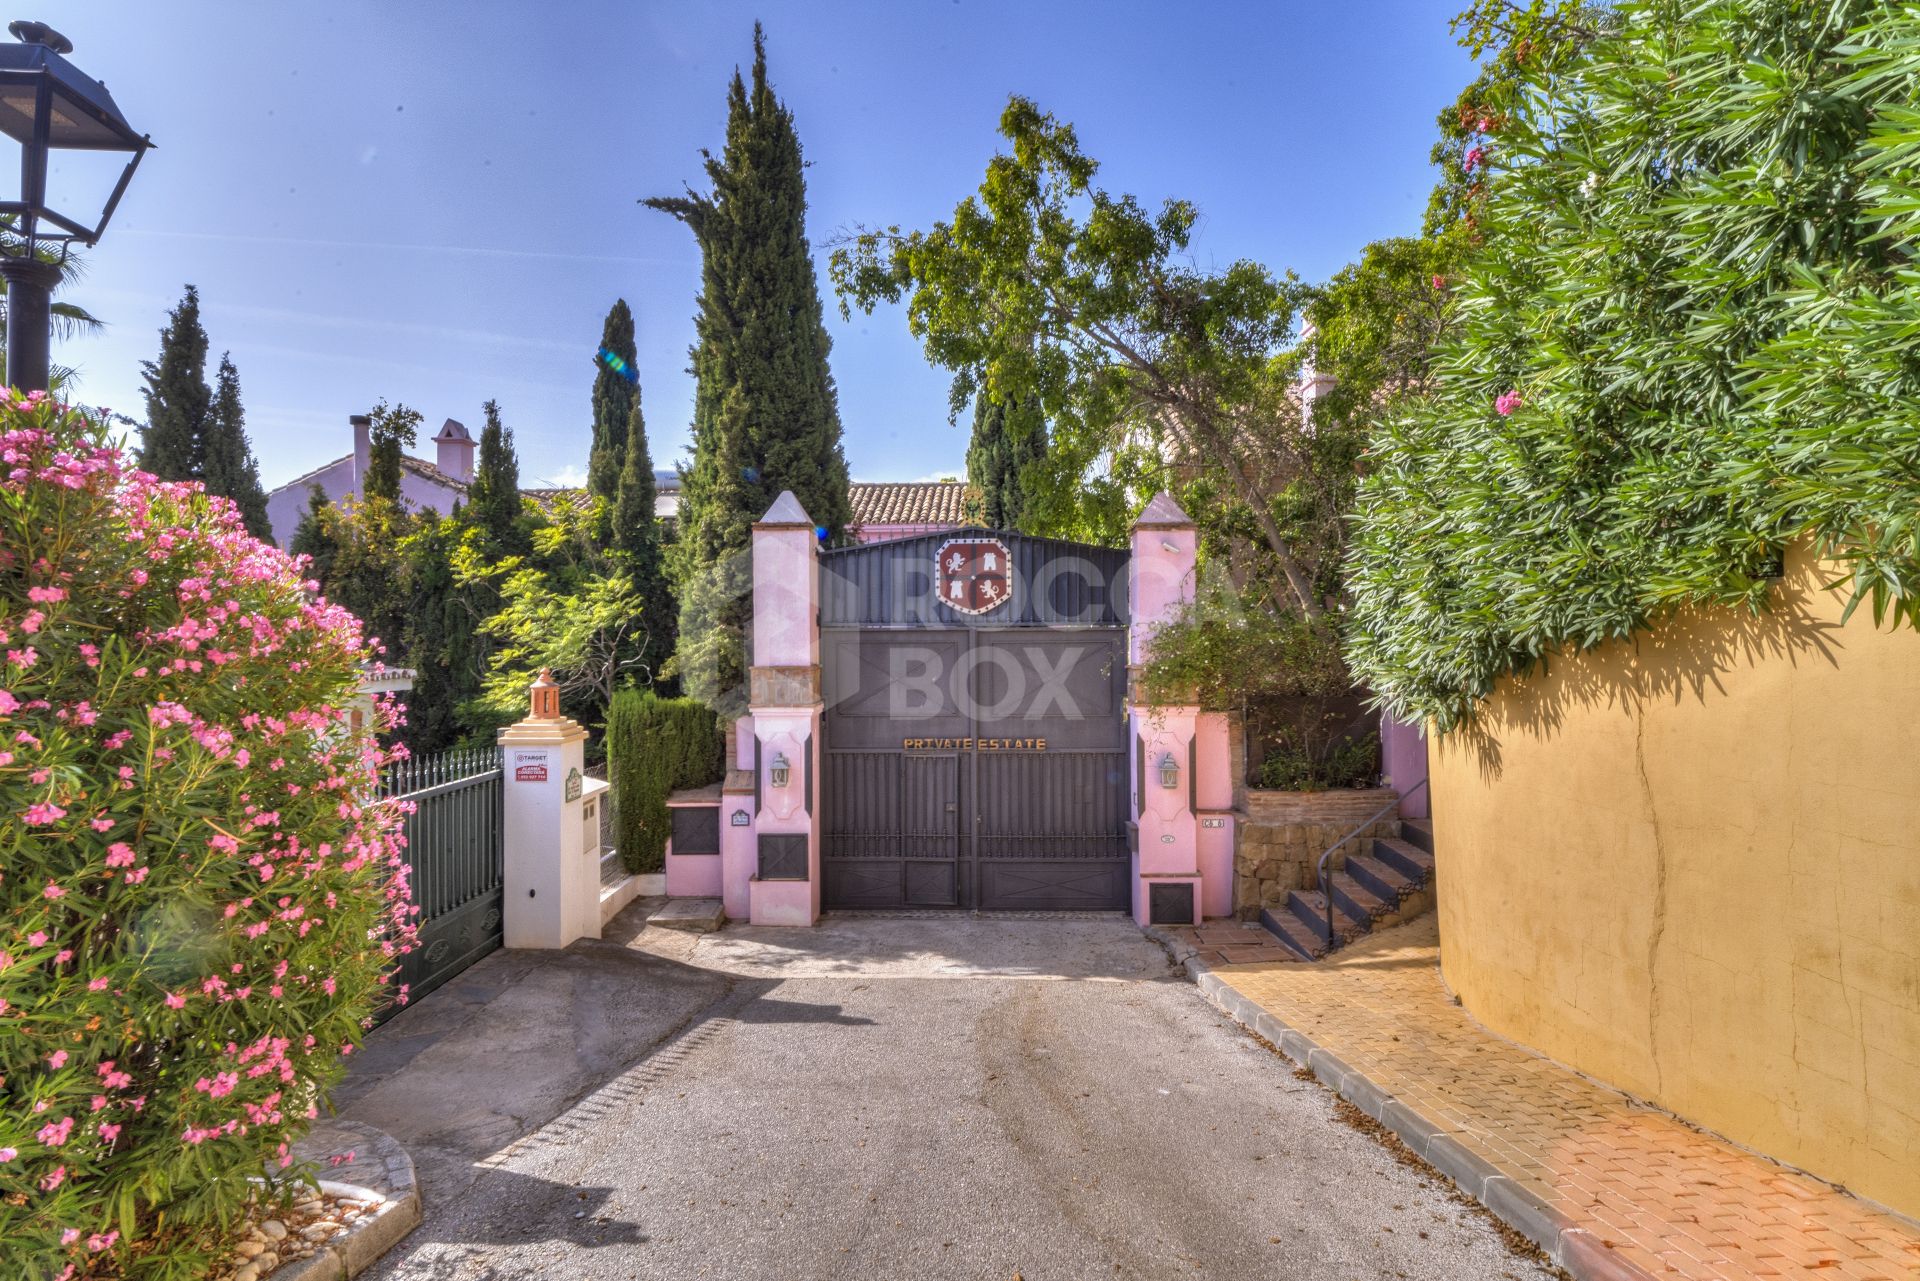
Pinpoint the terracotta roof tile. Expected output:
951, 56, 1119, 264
848, 481, 970, 528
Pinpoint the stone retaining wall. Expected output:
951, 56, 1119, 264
1233, 787, 1399, 921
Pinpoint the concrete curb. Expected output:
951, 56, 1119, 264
268, 1123, 422, 1281
1155, 934, 1655, 1281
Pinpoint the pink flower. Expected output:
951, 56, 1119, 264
87, 977, 110, 991
27, 585, 66, 603
42, 881, 66, 899
1463, 145, 1486, 173
1431, 275, 1446, 290
164, 991, 186, 1009
0, 1147, 16, 1162
88, 1230, 119, 1253
37, 1115, 74, 1146
28, 930, 47, 946
97, 1123, 120, 1144
1495, 389, 1524, 417
48, 1049, 68, 1068
24, 803, 67, 826
60, 1228, 79, 1246
40, 1165, 65, 1191
104, 842, 135, 867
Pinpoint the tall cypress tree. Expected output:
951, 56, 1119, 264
646, 23, 852, 707
586, 300, 637, 541
966, 395, 1047, 531
139, 285, 211, 482
401, 514, 473, 754
466, 398, 530, 558
613, 398, 674, 685
201, 353, 273, 537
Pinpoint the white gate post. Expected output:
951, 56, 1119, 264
498, 669, 597, 948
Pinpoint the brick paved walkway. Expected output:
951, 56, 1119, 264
1198, 916, 1920, 1281
1181, 920, 1305, 966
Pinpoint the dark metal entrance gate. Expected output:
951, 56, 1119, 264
380, 747, 504, 1013
817, 530, 1132, 912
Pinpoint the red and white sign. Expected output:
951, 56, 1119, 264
935, 537, 1013, 616
512, 750, 550, 784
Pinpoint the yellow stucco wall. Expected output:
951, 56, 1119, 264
1432, 546, 1920, 1219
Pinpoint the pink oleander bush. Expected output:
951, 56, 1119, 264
0, 396, 416, 1279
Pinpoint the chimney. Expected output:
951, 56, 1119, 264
350, 414, 372, 492
433, 418, 475, 483
1298, 320, 1336, 424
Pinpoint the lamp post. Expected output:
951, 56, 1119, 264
0, 20, 150, 392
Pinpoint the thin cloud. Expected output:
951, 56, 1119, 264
118, 227, 692, 269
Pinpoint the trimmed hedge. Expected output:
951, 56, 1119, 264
606, 691, 725, 873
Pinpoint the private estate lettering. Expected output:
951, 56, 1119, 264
902, 737, 1048, 752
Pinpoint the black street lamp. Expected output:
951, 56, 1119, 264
0, 19, 150, 392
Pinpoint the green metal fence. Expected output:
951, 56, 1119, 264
380, 746, 503, 1013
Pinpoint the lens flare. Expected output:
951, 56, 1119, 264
594, 347, 638, 385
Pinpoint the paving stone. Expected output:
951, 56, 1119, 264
1196, 916, 1920, 1281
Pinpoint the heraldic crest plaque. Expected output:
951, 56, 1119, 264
934, 536, 1014, 615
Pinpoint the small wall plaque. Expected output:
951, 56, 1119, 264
1159, 833, 1176, 844
564, 766, 582, 802
1201, 817, 1227, 829
730, 809, 751, 827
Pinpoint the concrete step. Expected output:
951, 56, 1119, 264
1373, 835, 1435, 882
1345, 852, 1416, 904
647, 898, 725, 932
1329, 870, 1392, 923
1287, 889, 1370, 946
1258, 906, 1328, 960
1398, 817, 1434, 855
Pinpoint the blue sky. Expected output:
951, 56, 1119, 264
46, 1, 1474, 492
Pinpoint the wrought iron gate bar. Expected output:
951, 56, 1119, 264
376, 746, 505, 1017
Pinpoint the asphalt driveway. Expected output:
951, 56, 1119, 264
340, 908, 1556, 1281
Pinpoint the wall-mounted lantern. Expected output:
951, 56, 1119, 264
1157, 752, 1180, 790
769, 750, 792, 790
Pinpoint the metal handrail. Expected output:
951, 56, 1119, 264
1315, 777, 1429, 956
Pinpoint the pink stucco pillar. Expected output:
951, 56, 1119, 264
744, 492, 824, 926
1127, 493, 1207, 927
1381, 713, 1429, 819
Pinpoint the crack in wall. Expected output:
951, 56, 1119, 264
1633, 708, 1669, 1099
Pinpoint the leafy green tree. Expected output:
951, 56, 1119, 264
289, 485, 337, 582
1345, 0, 1920, 728
831, 98, 1331, 614
201, 352, 273, 537
290, 493, 412, 666
647, 23, 853, 707
586, 299, 638, 540
466, 398, 531, 558
138, 285, 211, 481
965, 395, 1047, 531
363, 400, 421, 506
458, 500, 650, 728
400, 513, 492, 753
